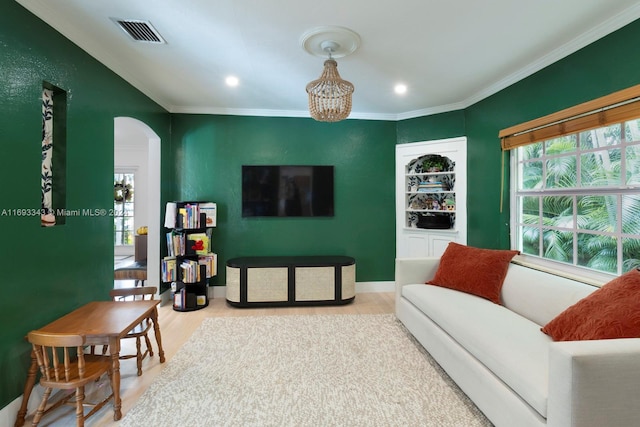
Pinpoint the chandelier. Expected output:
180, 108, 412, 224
301, 27, 360, 123
306, 42, 354, 122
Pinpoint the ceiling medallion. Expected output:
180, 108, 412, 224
301, 27, 360, 122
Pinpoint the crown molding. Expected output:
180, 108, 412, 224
169, 105, 399, 121
459, 3, 640, 112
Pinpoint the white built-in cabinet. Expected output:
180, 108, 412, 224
396, 137, 467, 258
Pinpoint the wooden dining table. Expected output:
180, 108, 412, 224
14, 300, 165, 426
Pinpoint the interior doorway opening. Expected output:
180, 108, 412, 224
114, 117, 161, 299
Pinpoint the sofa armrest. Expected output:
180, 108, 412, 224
547, 338, 640, 427
395, 258, 440, 302
395, 257, 440, 286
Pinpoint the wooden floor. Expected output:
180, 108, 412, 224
26, 289, 395, 426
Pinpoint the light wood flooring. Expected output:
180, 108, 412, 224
24, 288, 395, 426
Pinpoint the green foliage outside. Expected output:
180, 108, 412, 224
517, 120, 640, 274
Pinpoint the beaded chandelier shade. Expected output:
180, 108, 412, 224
301, 27, 360, 123
306, 58, 354, 122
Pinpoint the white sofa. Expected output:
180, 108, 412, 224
395, 257, 640, 427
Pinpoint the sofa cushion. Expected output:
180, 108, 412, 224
426, 242, 519, 304
403, 283, 551, 417
501, 263, 596, 326
542, 268, 640, 341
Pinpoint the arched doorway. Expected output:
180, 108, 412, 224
114, 117, 161, 298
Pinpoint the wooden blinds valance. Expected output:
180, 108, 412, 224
499, 84, 640, 150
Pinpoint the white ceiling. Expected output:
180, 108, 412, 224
15, 0, 640, 120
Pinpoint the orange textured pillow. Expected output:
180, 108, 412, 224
541, 269, 640, 341
427, 242, 519, 304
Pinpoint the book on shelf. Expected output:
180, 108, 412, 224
166, 230, 186, 256
198, 253, 217, 278
186, 232, 210, 255
164, 202, 177, 228
200, 202, 217, 227
417, 181, 446, 192
166, 232, 173, 257
180, 259, 202, 283
177, 203, 204, 229
174, 287, 186, 309
161, 257, 177, 282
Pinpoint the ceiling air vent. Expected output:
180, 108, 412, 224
112, 18, 166, 44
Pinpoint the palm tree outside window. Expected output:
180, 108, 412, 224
512, 119, 640, 276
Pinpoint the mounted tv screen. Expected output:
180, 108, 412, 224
242, 165, 334, 217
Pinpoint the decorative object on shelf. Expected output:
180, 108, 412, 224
417, 213, 452, 229
445, 198, 456, 211
301, 26, 360, 122
422, 155, 448, 172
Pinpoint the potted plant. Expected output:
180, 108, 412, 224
422, 156, 447, 172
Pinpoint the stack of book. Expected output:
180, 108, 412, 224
418, 181, 445, 192
180, 259, 203, 283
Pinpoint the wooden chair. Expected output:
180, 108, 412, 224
109, 286, 157, 376
27, 331, 114, 427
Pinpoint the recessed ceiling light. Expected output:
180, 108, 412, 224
394, 83, 407, 95
225, 76, 239, 87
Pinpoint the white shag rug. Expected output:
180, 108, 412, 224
121, 314, 492, 427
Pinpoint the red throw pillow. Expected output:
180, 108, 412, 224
426, 242, 520, 304
541, 269, 640, 341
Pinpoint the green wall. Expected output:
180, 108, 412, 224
170, 115, 397, 285
0, 2, 171, 408
396, 110, 466, 144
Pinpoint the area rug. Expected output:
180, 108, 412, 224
121, 314, 492, 427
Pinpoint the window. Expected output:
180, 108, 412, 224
114, 172, 135, 247
511, 119, 640, 276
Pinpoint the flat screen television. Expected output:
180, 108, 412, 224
242, 165, 334, 217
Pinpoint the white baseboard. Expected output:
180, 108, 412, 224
211, 285, 228, 298
1, 395, 23, 427
208, 281, 394, 299
0, 383, 49, 427
356, 281, 395, 293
